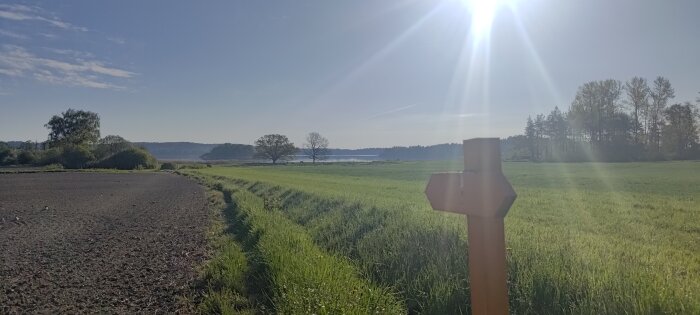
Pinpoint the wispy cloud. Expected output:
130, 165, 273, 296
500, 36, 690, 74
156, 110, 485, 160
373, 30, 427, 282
0, 45, 136, 89
0, 29, 28, 39
0, 4, 87, 31
456, 113, 487, 118
44, 48, 95, 59
367, 104, 416, 119
107, 37, 126, 45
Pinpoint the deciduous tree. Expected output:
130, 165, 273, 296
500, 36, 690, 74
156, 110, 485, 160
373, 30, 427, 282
45, 109, 100, 147
625, 77, 650, 144
649, 77, 675, 151
303, 132, 329, 164
662, 103, 698, 159
254, 134, 297, 164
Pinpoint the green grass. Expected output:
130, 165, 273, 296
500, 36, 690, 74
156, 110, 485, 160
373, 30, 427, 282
189, 161, 700, 314
196, 190, 256, 315
187, 174, 405, 314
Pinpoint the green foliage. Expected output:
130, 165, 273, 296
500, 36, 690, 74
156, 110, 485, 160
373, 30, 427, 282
201, 143, 254, 160
94, 135, 133, 159
198, 190, 255, 314
662, 103, 699, 159
37, 148, 63, 166
519, 76, 700, 162
95, 148, 157, 170
254, 134, 297, 164
159, 162, 178, 170
60, 145, 95, 169
45, 108, 100, 147
16, 150, 37, 165
193, 161, 700, 314
185, 174, 405, 314
0, 146, 14, 165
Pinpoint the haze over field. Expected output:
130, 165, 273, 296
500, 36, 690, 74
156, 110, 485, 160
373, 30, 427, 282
1, 1, 699, 148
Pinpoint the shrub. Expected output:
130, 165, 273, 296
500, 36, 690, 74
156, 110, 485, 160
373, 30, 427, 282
61, 145, 95, 169
16, 150, 37, 165
38, 148, 63, 166
96, 148, 157, 170
160, 162, 178, 170
0, 148, 15, 165
93, 135, 133, 159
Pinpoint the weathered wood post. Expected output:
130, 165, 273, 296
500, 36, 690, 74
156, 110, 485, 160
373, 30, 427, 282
425, 138, 516, 315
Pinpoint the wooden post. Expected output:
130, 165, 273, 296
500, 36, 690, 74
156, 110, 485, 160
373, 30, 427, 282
425, 138, 516, 315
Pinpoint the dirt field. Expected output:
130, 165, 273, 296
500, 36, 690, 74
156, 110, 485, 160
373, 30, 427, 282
0, 172, 208, 314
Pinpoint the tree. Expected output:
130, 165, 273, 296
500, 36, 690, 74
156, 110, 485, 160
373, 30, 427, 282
18, 140, 37, 151
546, 106, 568, 158
662, 103, 698, 159
254, 134, 297, 164
569, 80, 623, 146
649, 77, 675, 152
534, 114, 547, 160
303, 132, 329, 163
524, 116, 536, 160
0, 142, 13, 165
625, 77, 650, 145
45, 109, 100, 147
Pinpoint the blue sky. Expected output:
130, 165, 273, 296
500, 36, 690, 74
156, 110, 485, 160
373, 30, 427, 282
1, 0, 699, 148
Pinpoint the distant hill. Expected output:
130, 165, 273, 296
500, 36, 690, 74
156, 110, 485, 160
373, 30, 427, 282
134, 142, 218, 161
3, 141, 25, 148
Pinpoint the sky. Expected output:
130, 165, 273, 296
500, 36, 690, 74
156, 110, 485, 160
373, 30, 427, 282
1, 0, 699, 148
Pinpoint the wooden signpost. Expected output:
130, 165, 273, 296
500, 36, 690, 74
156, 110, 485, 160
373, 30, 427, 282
425, 138, 516, 315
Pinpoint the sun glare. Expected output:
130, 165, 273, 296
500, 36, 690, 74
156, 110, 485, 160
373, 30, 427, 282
463, 0, 512, 39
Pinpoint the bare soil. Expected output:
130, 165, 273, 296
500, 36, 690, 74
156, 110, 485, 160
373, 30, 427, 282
0, 172, 208, 314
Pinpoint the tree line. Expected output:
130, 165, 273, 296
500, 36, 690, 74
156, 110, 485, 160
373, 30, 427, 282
201, 132, 331, 164
512, 77, 699, 162
1, 109, 157, 169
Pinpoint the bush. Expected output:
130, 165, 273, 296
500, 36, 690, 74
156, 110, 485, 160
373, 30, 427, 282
93, 135, 133, 159
160, 162, 178, 170
16, 150, 37, 165
38, 148, 63, 166
61, 145, 95, 169
95, 148, 157, 170
0, 148, 15, 165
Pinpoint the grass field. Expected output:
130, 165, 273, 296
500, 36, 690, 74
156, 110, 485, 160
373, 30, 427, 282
187, 161, 700, 314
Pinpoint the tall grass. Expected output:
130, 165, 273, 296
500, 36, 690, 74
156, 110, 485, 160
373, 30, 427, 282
192, 161, 700, 314
188, 174, 405, 314
197, 190, 255, 315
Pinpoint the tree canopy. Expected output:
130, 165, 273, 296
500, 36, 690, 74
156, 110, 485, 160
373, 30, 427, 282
303, 132, 329, 163
45, 109, 100, 147
516, 76, 699, 161
254, 134, 297, 164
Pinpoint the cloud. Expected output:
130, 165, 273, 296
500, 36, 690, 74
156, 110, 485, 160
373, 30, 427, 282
107, 37, 126, 45
367, 105, 416, 119
0, 29, 28, 39
0, 4, 87, 31
0, 45, 136, 89
44, 48, 95, 59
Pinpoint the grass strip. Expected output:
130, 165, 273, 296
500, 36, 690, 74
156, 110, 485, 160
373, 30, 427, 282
186, 173, 405, 314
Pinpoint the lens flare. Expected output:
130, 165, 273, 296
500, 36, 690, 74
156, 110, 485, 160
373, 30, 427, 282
463, 0, 515, 40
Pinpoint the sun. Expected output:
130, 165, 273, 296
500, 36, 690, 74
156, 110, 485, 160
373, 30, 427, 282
463, 0, 511, 39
